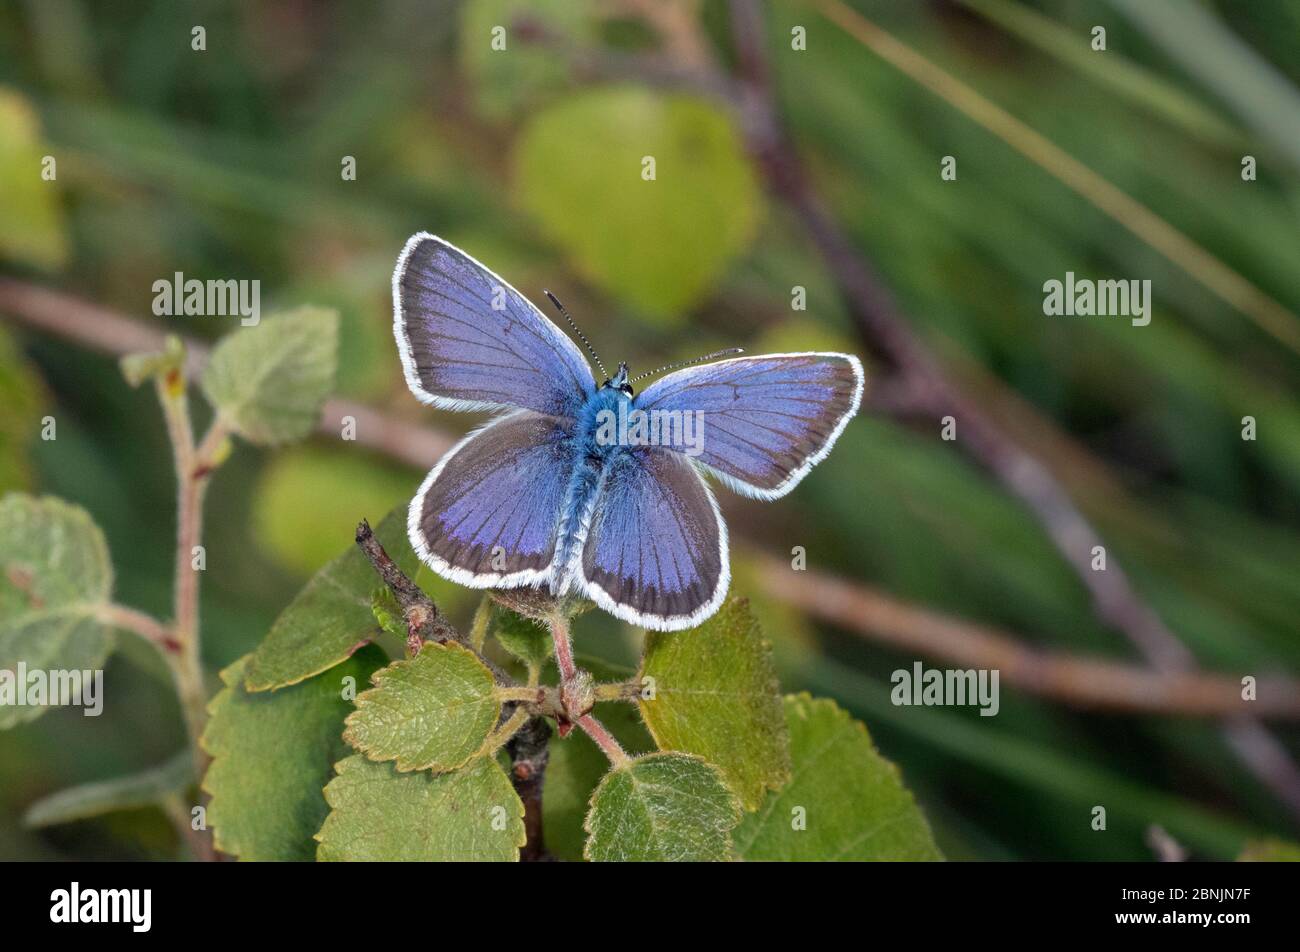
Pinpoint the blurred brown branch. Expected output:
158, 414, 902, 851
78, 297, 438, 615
720, 0, 1300, 820
755, 554, 1298, 718
3, 278, 1298, 724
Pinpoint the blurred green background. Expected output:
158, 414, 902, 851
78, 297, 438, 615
1, 0, 1298, 860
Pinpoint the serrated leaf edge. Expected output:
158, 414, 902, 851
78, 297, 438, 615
341, 641, 501, 774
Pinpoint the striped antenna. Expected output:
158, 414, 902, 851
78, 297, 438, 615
544, 290, 607, 379
630, 348, 744, 383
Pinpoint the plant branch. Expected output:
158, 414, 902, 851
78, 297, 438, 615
354, 519, 457, 650
505, 713, 552, 861
95, 603, 179, 654
723, 0, 1300, 823
756, 554, 1300, 718
0, 278, 455, 470
594, 681, 641, 703
353, 521, 556, 860
161, 793, 217, 863
549, 612, 578, 685
577, 714, 629, 768
8, 287, 1298, 720
152, 362, 211, 788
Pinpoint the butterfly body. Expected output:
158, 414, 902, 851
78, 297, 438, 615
394, 233, 863, 631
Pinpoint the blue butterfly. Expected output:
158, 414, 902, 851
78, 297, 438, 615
393, 234, 863, 631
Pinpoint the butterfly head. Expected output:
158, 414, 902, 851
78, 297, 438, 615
602, 362, 634, 397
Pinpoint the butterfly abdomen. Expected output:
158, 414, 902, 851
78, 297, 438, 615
548, 388, 633, 593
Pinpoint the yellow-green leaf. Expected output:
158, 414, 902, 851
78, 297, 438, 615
0, 329, 47, 494
245, 506, 413, 692
734, 695, 942, 861
0, 88, 67, 270
316, 754, 525, 861
343, 642, 500, 773
639, 597, 790, 810
583, 752, 740, 862
201, 307, 338, 445
515, 87, 762, 322
1238, 838, 1300, 861
491, 605, 552, 671
201, 648, 387, 861
0, 494, 114, 729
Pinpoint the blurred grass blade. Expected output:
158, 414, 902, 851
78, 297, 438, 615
959, 0, 1240, 147
1107, 0, 1300, 173
812, 0, 1300, 355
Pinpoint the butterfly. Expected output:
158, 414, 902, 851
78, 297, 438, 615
393, 233, 863, 631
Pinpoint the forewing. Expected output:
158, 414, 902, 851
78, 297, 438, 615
410, 411, 574, 587
393, 233, 595, 417
634, 352, 863, 500
577, 448, 728, 631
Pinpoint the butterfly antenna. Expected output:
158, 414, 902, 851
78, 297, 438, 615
630, 347, 744, 383
544, 290, 607, 379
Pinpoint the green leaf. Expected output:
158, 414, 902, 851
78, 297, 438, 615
542, 666, 653, 861
23, 751, 193, 828
244, 507, 413, 692
491, 606, 552, 671
316, 754, 525, 861
343, 642, 500, 772
583, 752, 740, 862
638, 597, 790, 810
0, 329, 46, 495
734, 695, 942, 861
515, 87, 762, 322
1238, 838, 1300, 862
200, 306, 338, 445
0, 494, 115, 729
0, 89, 68, 270
201, 647, 387, 861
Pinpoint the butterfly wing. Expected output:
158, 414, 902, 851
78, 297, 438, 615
574, 447, 728, 631
393, 233, 596, 418
410, 410, 575, 587
634, 352, 863, 500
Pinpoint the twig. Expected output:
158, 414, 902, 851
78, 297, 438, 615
1145, 824, 1188, 863
577, 714, 629, 768
756, 554, 1300, 718
0, 278, 455, 470
153, 361, 212, 786
95, 603, 179, 654
352, 520, 562, 860
5, 286, 1296, 719
161, 794, 217, 863
549, 613, 579, 685
354, 519, 456, 648
505, 714, 553, 861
